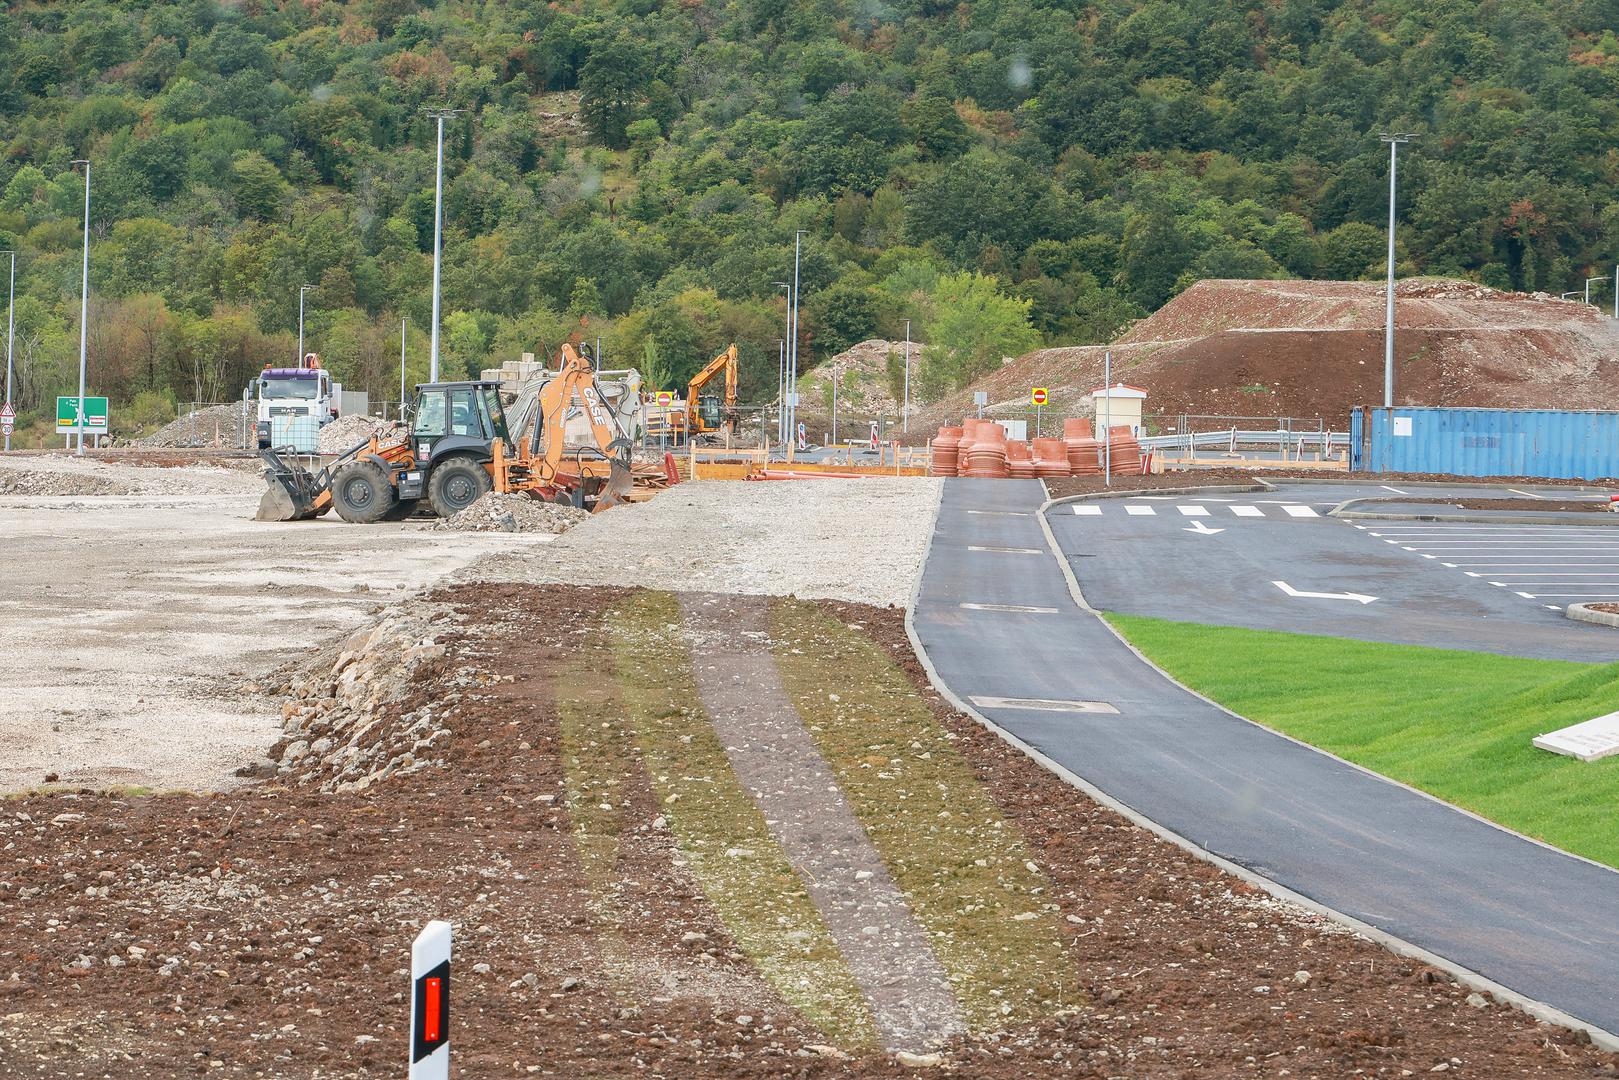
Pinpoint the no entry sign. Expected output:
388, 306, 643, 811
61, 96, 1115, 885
1031, 387, 1048, 407
410, 920, 452, 1079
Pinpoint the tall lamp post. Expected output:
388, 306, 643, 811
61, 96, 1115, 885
71, 159, 91, 454
902, 319, 912, 435
424, 109, 460, 382
1378, 133, 1415, 409
400, 316, 409, 414
773, 281, 790, 444
297, 284, 317, 367
789, 231, 804, 443
1, 250, 13, 453
1586, 276, 1607, 306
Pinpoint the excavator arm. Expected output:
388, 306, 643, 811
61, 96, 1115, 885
525, 343, 634, 509
685, 343, 738, 436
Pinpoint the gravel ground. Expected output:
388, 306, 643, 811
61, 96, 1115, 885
135, 404, 254, 449
317, 415, 405, 455
464, 478, 942, 607
0, 453, 262, 497
431, 491, 589, 533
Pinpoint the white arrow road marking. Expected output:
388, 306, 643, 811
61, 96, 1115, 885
1184, 520, 1225, 535
1272, 580, 1377, 604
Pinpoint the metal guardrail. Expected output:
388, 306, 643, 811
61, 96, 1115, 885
1140, 429, 1350, 452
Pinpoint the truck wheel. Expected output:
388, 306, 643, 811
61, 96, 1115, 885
332, 460, 397, 523
428, 458, 492, 518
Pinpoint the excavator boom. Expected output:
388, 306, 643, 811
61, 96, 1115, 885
685, 343, 738, 436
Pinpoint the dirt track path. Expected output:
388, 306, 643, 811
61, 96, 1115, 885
679, 593, 962, 1050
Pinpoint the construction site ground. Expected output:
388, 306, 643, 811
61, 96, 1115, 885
3, 454, 1617, 1077
917, 278, 1619, 431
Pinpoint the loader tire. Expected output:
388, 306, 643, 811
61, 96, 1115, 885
428, 458, 492, 518
332, 460, 396, 524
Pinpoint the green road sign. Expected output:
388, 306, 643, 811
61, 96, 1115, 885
56, 396, 109, 435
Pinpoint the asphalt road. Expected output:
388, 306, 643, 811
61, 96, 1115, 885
1051, 480, 1619, 661
911, 477, 1619, 1039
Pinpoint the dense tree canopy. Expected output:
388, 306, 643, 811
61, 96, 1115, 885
1, 0, 1617, 433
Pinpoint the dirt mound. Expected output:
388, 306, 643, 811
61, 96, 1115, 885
316, 414, 405, 455
136, 404, 253, 449
433, 491, 589, 534
0, 468, 128, 496
924, 278, 1619, 429
798, 339, 925, 418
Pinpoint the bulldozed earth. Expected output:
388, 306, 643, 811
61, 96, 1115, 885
3, 583, 1616, 1078
3, 457, 1618, 1077
921, 278, 1619, 430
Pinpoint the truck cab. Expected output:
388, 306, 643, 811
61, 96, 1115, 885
256, 366, 337, 451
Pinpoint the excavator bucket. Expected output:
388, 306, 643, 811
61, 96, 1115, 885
593, 458, 634, 512
256, 450, 326, 521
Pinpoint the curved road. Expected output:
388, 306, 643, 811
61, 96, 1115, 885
910, 477, 1619, 1040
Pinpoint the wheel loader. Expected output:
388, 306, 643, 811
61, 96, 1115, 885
257, 343, 634, 523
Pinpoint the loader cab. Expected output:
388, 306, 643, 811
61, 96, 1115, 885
695, 394, 722, 432
409, 381, 513, 461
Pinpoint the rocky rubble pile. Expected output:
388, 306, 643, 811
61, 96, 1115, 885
432, 491, 589, 533
0, 468, 128, 495
268, 605, 498, 793
316, 414, 406, 455
136, 404, 253, 448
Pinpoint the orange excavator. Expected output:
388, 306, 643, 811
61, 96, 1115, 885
685, 343, 739, 439
257, 343, 633, 522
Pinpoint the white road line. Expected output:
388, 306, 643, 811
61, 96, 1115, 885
1176, 505, 1209, 517
1381, 485, 1409, 494
1490, 573, 1619, 577
1507, 489, 1545, 499
958, 602, 1059, 614
968, 695, 1119, 714
1125, 505, 1156, 516
1497, 581, 1619, 585
1282, 505, 1319, 518
1441, 562, 1457, 567
1531, 593, 1619, 597
1490, 581, 1506, 586
966, 545, 1043, 555
1230, 505, 1264, 517
1518, 592, 1536, 599
1071, 504, 1103, 516
967, 510, 1030, 517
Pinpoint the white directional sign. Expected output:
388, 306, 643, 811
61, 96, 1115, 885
1272, 580, 1377, 604
1184, 520, 1225, 535
1533, 712, 1619, 762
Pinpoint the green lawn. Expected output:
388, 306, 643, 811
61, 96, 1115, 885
1106, 614, 1619, 869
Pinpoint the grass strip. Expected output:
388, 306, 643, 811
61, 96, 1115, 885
1107, 613, 1619, 869
609, 591, 879, 1048
770, 599, 1081, 1030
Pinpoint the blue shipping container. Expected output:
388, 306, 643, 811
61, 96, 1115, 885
1352, 406, 1619, 480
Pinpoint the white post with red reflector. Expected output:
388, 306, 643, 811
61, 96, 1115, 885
410, 920, 452, 1079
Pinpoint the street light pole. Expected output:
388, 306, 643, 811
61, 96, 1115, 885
2, 251, 13, 452
71, 159, 91, 455
789, 231, 804, 443
425, 109, 459, 382
400, 316, 408, 413
902, 319, 911, 435
297, 284, 316, 367
773, 281, 790, 444
1586, 276, 1607, 306
1379, 133, 1415, 409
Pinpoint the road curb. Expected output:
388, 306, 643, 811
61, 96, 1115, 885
903, 480, 1619, 1053
1567, 603, 1619, 628
1267, 477, 1614, 492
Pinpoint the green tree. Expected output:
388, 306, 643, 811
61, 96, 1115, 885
918, 272, 1039, 394
1320, 222, 1387, 280
229, 152, 289, 222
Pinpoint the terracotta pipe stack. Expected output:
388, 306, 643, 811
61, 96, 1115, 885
926, 416, 1147, 478
929, 426, 963, 477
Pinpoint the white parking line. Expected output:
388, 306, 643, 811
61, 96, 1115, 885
958, 602, 1059, 614
1507, 489, 1545, 499
1071, 504, 1103, 515
967, 545, 1043, 555
1381, 485, 1409, 494
1281, 505, 1319, 518
1176, 505, 1209, 517
1125, 505, 1156, 516
967, 510, 1030, 517
1230, 505, 1264, 517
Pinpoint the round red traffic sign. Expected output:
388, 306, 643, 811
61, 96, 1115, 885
1031, 388, 1048, 406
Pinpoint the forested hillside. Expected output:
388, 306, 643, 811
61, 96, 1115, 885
2, 0, 1618, 432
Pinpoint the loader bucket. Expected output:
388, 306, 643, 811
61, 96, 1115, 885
256, 450, 326, 521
